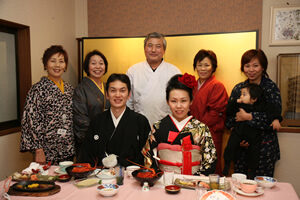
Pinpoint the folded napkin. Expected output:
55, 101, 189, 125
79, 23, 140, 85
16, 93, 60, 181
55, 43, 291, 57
22, 162, 48, 175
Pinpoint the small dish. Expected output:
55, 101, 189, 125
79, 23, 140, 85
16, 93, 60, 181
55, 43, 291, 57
234, 186, 264, 197
57, 174, 71, 182
96, 169, 116, 179
165, 185, 181, 194
97, 184, 119, 197
254, 176, 277, 188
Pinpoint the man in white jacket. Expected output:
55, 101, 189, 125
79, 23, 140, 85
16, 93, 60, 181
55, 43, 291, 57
127, 32, 181, 126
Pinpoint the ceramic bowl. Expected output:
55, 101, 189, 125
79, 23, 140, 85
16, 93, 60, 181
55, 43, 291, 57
254, 176, 277, 188
57, 174, 71, 182
240, 179, 257, 193
59, 161, 73, 172
132, 168, 163, 187
126, 165, 140, 177
165, 185, 181, 194
97, 184, 119, 197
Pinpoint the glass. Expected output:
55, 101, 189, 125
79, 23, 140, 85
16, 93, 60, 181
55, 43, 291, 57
163, 169, 174, 186
209, 174, 220, 190
230, 178, 237, 199
115, 166, 124, 185
195, 181, 207, 200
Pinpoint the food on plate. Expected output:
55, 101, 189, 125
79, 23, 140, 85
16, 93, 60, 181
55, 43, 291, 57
28, 183, 39, 189
72, 163, 96, 173
75, 178, 99, 187
175, 179, 196, 187
14, 182, 54, 191
30, 174, 38, 181
137, 171, 157, 178
199, 181, 210, 189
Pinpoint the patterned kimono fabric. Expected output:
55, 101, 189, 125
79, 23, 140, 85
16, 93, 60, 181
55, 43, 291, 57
143, 115, 217, 175
20, 77, 74, 165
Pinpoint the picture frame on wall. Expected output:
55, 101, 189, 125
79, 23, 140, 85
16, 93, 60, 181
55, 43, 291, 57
269, 6, 300, 46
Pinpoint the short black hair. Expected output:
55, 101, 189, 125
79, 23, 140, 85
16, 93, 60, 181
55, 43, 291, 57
193, 49, 217, 73
241, 83, 264, 103
42, 45, 68, 70
241, 49, 269, 78
83, 50, 108, 76
166, 74, 193, 101
106, 73, 131, 93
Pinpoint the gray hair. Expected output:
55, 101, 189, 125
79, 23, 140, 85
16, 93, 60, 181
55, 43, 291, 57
144, 32, 167, 50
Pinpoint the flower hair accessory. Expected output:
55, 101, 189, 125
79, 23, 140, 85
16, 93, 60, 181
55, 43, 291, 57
178, 73, 197, 88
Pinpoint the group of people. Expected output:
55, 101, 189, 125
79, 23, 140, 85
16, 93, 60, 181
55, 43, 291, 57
20, 32, 282, 178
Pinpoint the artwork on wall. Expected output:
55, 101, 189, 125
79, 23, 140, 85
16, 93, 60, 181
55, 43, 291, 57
269, 6, 300, 46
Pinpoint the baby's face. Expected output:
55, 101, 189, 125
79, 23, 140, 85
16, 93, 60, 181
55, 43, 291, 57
238, 88, 252, 104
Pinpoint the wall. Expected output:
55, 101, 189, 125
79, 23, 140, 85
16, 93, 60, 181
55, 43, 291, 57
261, 0, 300, 197
0, 0, 87, 179
88, 0, 262, 38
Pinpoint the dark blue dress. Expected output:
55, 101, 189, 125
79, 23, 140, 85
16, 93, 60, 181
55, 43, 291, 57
226, 76, 281, 177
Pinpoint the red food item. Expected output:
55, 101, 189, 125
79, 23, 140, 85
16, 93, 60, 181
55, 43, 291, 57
30, 174, 38, 181
32, 169, 40, 174
71, 163, 95, 173
43, 161, 51, 170
137, 171, 156, 178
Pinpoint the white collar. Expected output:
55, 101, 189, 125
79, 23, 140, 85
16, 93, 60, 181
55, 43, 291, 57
110, 108, 126, 128
169, 115, 193, 131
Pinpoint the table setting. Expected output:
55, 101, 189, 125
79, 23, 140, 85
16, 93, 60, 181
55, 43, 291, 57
1, 162, 299, 200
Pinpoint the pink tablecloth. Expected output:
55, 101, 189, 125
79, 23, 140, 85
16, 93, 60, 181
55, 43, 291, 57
3, 167, 299, 200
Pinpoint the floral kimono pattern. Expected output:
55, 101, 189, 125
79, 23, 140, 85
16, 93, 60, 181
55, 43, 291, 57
143, 115, 217, 175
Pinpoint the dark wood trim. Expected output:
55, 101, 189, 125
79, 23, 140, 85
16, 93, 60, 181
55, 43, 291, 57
279, 127, 300, 133
0, 19, 31, 136
77, 38, 82, 83
0, 127, 21, 136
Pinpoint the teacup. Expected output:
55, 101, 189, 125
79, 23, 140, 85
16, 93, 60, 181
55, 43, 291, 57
59, 161, 73, 172
240, 179, 257, 193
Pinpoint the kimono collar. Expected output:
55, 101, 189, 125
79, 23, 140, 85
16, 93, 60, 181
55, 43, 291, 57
110, 107, 126, 127
87, 76, 104, 94
47, 76, 64, 94
197, 75, 215, 90
169, 114, 193, 132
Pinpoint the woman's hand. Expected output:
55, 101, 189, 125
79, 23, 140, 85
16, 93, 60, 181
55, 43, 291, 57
235, 108, 252, 122
35, 149, 46, 164
271, 119, 281, 131
240, 140, 249, 148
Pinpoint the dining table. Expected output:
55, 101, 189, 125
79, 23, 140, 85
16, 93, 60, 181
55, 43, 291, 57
1, 166, 299, 200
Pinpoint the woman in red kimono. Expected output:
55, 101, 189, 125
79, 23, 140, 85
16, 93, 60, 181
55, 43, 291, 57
190, 49, 228, 175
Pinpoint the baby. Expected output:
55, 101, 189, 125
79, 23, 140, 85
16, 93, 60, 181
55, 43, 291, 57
223, 83, 278, 178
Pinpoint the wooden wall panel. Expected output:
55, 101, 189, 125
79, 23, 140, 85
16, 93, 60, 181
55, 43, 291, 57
88, 0, 262, 41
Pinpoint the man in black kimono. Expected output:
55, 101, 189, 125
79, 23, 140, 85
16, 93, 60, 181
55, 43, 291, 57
79, 73, 151, 167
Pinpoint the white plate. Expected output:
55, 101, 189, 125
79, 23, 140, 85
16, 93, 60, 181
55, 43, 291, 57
200, 190, 235, 200
54, 168, 67, 175
96, 169, 116, 179
234, 187, 264, 197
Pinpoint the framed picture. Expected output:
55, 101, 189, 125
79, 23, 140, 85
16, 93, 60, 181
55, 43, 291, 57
269, 6, 300, 46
